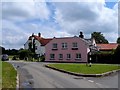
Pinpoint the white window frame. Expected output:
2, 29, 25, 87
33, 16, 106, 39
59, 54, 63, 59
50, 54, 55, 59
53, 43, 57, 49
67, 54, 71, 59
76, 53, 81, 59
35, 46, 37, 50
72, 42, 78, 48
62, 43, 67, 49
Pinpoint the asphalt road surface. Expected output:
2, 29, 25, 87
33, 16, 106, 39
8, 61, 119, 88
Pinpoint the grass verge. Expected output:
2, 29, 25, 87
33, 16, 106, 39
2, 61, 17, 89
0, 61, 2, 89
48, 63, 120, 74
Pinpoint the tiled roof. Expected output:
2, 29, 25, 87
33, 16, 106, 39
33, 35, 52, 46
96, 43, 118, 51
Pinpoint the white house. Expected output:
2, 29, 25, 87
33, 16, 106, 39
24, 33, 52, 57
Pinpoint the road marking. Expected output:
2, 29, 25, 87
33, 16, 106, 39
88, 80, 94, 83
96, 83, 102, 85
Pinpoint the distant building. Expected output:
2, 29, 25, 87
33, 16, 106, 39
45, 32, 97, 62
97, 43, 118, 52
24, 32, 98, 62
24, 33, 52, 57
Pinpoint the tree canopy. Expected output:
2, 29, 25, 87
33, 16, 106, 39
0, 46, 5, 54
18, 49, 34, 60
117, 37, 120, 44
91, 32, 109, 44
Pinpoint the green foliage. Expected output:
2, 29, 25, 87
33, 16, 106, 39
117, 37, 120, 44
92, 50, 116, 64
91, 32, 109, 44
40, 55, 45, 62
0, 46, 5, 54
5, 49, 19, 55
95, 50, 115, 55
18, 49, 34, 60
12, 55, 18, 60
114, 45, 120, 63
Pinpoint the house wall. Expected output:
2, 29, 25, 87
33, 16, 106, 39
35, 40, 45, 56
45, 37, 88, 62
91, 38, 96, 46
24, 37, 45, 56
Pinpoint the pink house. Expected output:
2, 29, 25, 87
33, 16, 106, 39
45, 36, 89, 62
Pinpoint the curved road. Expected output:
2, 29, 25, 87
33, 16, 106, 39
8, 61, 119, 88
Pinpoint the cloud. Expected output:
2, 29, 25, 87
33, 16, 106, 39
54, 2, 99, 22
2, 1, 50, 21
1, 1, 51, 49
1, 0, 118, 49
2, 20, 29, 49
54, 1, 118, 40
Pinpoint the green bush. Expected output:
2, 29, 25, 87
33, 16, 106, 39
18, 49, 34, 60
91, 51, 114, 64
40, 55, 45, 62
12, 56, 17, 60
114, 45, 120, 64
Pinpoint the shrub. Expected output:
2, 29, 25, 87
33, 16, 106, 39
91, 51, 114, 64
40, 55, 45, 62
12, 56, 17, 60
18, 49, 34, 60
114, 45, 120, 64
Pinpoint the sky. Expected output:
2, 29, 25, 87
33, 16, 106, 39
0, 0, 119, 49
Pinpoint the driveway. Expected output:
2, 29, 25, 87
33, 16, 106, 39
8, 61, 119, 88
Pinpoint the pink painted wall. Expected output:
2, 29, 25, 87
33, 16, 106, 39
45, 37, 88, 62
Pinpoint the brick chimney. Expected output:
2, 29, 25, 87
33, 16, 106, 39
32, 33, 34, 37
79, 32, 84, 38
38, 33, 41, 37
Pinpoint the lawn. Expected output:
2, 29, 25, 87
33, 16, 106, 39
48, 63, 120, 74
2, 61, 17, 89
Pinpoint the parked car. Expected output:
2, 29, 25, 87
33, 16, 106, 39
2, 54, 9, 61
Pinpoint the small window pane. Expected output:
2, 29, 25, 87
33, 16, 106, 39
53, 43, 57, 48
50, 54, 55, 59
76, 53, 81, 59
67, 54, 71, 59
59, 54, 63, 59
62, 43, 67, 49
73, 42, 78, 47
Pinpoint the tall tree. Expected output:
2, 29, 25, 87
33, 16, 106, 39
117, 37, 120, 44
91, 32, 109, 44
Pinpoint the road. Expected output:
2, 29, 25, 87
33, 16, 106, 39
8, 61, 119, 88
